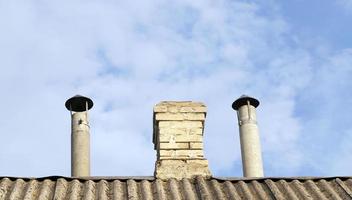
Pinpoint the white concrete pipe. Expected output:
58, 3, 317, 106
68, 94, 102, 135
65, 95, 93, 177
232, 95, 264, 177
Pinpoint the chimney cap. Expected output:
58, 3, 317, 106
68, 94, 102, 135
65, 95, 94, 112
232, 95, 259, 110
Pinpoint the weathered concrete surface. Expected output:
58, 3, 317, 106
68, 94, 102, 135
237, 103, 264, 177
154, 160, 211, 180
71, 112, 90, 177
154, 101, 207, 113
2, 176, 352, 199
153, 101, 211, 179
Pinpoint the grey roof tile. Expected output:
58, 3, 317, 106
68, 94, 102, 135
1, 176, 352, 199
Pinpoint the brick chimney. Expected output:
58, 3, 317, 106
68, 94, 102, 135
153, 101, 211, 180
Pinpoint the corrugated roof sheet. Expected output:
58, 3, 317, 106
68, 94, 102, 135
1, 176, 352, 200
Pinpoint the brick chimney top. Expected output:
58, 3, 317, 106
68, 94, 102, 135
153, 101, 211, 180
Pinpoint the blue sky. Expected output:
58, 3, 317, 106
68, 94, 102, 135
0, 0, 351, 177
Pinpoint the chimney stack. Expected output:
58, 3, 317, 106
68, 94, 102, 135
65, 95, 93, 177
153, 101, 211, 180
232, 95, 264, 177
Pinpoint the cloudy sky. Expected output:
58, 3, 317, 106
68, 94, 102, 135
0, 0, 352, 178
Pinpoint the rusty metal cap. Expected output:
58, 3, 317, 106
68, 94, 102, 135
232, 95, 259, 110
65, 95, 94, 112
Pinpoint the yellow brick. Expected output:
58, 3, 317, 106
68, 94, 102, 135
159, 150, 204, 159
155, 106, 206, 113
159, 150, 174, 157
175, 150, 204, 158
159, 142, 189, 149
153, 105, 168, 112
189, 128, 203, 135
179, 106, 207, 113
190, 142, 203, 149
159, 156, 189, 160
159, 128, 187, 136
168, 106, 179, 113
158, 121, 203, 128
158, 128, 203, 136
186, 159, 209, 165
154, 102, 206, 114
155, 113, 205, 121
159, 134, 203, 143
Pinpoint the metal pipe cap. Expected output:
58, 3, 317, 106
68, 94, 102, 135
65, 95, 94, 112
232, 95, 259, 110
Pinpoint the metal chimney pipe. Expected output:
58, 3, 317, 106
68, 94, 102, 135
65, 95, 93, 177
232, 95, 264, 177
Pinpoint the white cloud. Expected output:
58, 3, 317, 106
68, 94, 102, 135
295, 49, 352, 175
329, 129, 352, 175
336, 0, 352, 11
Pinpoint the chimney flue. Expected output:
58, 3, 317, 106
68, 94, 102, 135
232, 95, 264, 177
65, 95, 93, 177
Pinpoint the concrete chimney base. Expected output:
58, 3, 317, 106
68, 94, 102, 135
155, 160, 211, 180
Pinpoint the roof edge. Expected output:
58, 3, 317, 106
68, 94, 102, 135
1, 176, 352, 181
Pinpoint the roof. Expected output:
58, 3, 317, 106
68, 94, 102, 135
1, 176, 352, 199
